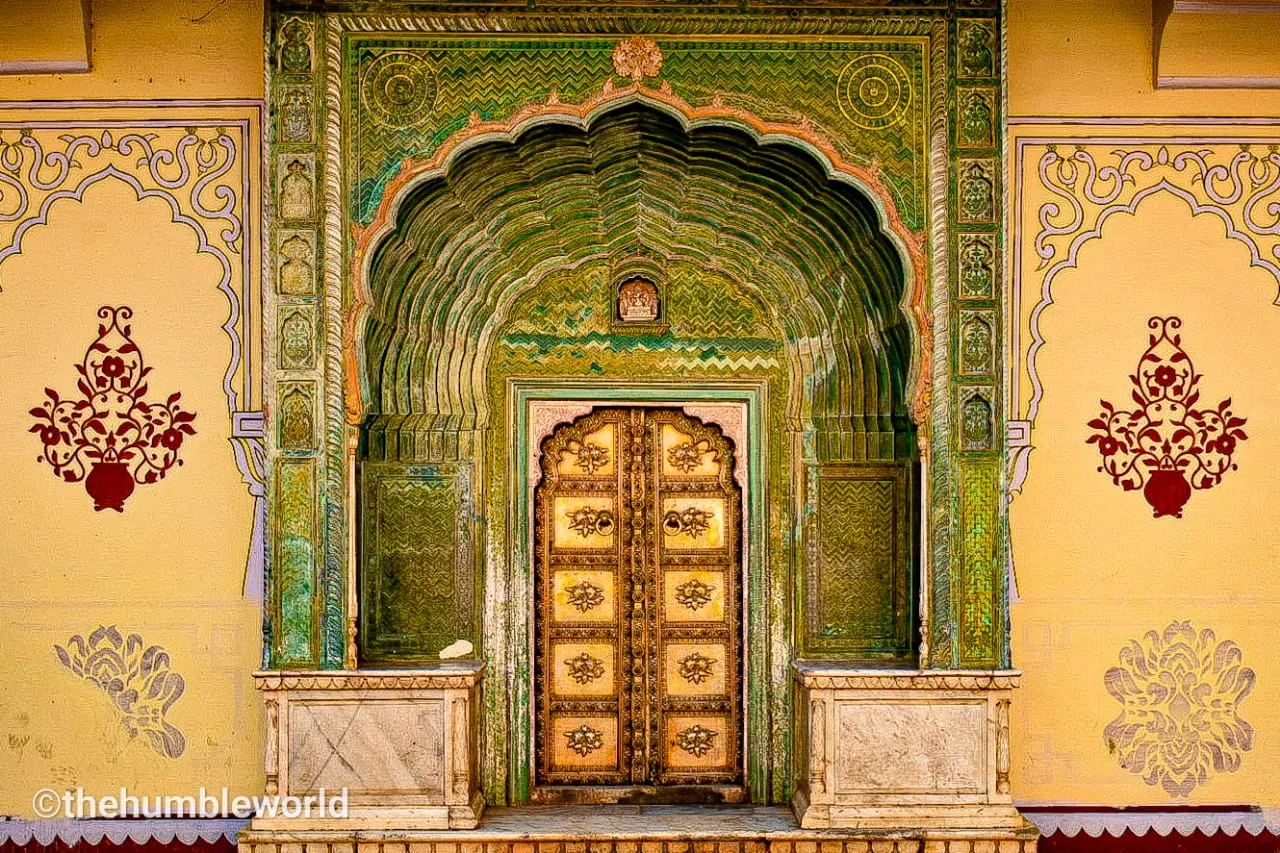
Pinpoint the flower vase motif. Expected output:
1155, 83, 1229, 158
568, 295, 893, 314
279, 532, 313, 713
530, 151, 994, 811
29, 306, 197, 512
1086, 316, 1247, 518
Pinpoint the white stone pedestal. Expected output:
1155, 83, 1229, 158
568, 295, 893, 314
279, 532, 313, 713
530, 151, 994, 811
252, 664, 485, 831
791, 665, 1026, 832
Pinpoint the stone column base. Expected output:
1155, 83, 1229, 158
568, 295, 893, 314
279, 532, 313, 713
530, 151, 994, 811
254, 665, 485, 832
791, 665, 1023, 833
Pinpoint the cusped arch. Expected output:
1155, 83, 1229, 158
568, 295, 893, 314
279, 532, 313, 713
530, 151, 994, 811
353, 95, 926, 446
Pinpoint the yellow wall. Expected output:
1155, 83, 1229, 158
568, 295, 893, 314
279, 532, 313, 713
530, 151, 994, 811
1008, 0, 1280, 806
0, 1, 264, 816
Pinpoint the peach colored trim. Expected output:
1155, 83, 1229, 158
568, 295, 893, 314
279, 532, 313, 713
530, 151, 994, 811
344, 81, 931, 428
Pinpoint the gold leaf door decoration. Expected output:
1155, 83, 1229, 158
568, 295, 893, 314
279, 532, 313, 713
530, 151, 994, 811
534, 408, 742, 796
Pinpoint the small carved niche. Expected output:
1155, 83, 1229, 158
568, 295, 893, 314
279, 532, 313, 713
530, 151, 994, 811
609, 256, 668, 333
618, 277, 660, 323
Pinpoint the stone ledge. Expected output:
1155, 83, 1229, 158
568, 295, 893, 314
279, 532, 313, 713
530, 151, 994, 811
254, 664, 484, 691
790, 666, 1020, 692
236, 835, 1039, 853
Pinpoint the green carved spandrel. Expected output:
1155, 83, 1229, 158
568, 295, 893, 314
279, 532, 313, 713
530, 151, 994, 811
348, 37, 928, 230
276, 458, 317, 665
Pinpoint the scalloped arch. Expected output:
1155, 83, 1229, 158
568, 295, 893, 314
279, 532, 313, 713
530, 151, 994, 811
353, 95, 925, 444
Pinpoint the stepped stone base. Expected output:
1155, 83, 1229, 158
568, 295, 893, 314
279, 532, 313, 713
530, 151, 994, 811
238, 806, 1039, 853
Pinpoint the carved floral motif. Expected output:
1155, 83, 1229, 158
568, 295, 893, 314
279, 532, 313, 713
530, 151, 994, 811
566, 506, 615, 538
565, 652, 606, 685
54, 626, 186, 758
565, 579, 606, 613
674, 578, 715, 611
1104, 621, 1255, 797
662, 507, 713, 539
677, 652, 715, 685
674, 724, 717, 757
29, 307, 197, 512
569, 441, 610, 475
564, 723, 604, 756
612, 37, 663, 82
1087, 317, 1247, 518
667, 440, 710, 473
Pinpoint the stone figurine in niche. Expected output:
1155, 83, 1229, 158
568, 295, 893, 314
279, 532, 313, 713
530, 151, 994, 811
617, 277, 660, 323
29, 306, 197, 511
1086, 316, 1247, 518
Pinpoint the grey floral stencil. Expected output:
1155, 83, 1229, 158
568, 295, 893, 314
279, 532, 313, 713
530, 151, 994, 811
1104, 620, 1254, 796
54, 626, 186, 758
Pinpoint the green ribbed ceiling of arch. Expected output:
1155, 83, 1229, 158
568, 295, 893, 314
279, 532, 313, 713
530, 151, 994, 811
365, 103, 912, 438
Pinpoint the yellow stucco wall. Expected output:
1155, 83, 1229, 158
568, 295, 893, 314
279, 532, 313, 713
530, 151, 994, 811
1008, 0, 1280, 807
3, 0, 1280, 820
0, 1, 264, 816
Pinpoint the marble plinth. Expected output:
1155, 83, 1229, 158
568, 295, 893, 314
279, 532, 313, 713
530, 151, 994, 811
791, 666, 1024, 832
252, 665, 485, 831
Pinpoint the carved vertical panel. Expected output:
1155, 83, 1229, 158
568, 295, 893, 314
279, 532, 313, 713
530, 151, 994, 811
276, 458, 318, 665
264, 698, 280, 795
360, 464, 475, 661
270, 9, 335, 668
278, 381, 316, 452
958, 234, 996, 301
958, 460, 1000, 666
804, 464, 913, 659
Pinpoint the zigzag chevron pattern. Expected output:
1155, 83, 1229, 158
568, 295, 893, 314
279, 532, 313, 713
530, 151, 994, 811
350, 40, 926, 227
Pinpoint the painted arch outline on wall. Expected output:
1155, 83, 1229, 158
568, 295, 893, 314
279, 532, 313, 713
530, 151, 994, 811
0, 117, 265, 596
1008, 139, 1280, 499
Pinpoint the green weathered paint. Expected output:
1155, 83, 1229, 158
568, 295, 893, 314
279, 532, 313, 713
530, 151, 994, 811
276, 458, 317, 666
264, 0, 1009, 809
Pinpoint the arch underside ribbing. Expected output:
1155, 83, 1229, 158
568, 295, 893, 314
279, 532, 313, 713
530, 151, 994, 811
365, 104, 912, 449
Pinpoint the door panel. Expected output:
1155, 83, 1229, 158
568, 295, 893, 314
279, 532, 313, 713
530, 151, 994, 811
535, 407, 742, 798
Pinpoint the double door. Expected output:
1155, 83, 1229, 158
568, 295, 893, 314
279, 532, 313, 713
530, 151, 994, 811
534, 407, 743, 800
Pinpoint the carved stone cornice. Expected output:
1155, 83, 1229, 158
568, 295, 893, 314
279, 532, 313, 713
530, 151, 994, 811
254, 665, 484, 691
792, 664, 1020, 691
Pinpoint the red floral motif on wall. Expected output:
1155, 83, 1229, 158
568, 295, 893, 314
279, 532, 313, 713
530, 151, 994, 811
29, 306, 196, 512
1087, 316, 1247, 518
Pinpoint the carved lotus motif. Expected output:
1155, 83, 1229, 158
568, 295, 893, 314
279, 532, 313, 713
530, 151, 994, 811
677, 652, 715, 685
1104, 621, 1255, 797
570, 441, 610, 475
565, 651, 606, 685
566, 506, 615, 538
667, 440, 711, 473
674, 578, 715, 611
565, 579, 606, 613
674, 724, 717, 757
564, 723, 604, 756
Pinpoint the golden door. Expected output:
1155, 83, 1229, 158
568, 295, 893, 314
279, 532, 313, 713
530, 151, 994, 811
534, 408, 743, 800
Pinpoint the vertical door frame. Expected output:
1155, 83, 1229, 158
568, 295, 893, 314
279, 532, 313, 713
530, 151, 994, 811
506, 379, 771, 804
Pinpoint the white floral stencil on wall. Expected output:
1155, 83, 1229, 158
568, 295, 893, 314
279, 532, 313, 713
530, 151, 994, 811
1104, 621, 1254, 797
54, 626, 186, 758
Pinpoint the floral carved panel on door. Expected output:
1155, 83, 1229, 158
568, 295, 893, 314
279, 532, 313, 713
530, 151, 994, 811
29, 306, 197, 512
1086, 316, 1247, 518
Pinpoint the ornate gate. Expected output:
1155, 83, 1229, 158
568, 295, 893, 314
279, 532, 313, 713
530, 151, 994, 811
534, 408, 743, 801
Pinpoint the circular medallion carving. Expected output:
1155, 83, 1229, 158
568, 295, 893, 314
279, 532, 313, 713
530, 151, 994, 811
361, 51, 437, 127
836, 53, 912, 131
